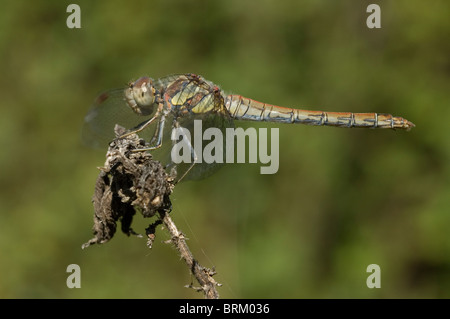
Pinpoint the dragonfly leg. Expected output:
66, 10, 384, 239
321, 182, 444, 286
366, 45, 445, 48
149, 118, 161, 145
131, 113, 166, 152
116, 110, 160, 142
170, 122, 198, 184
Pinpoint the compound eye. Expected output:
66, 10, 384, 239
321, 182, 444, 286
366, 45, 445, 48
125, 77, 156, 115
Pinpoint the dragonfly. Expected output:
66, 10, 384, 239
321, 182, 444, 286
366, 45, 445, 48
82, 73, 415, 181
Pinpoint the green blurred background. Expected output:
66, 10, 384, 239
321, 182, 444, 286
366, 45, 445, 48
0, 0, 449, 298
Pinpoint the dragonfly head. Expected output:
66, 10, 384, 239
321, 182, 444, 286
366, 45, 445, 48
125, 77, 156, 115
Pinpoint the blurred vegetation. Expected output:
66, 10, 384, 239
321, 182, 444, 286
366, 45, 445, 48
0, 0, 449, 298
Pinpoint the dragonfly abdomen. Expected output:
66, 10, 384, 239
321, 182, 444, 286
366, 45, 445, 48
225, 95, 415, 130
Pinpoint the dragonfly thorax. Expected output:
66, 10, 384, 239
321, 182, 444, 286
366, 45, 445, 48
125, 76, 156, 116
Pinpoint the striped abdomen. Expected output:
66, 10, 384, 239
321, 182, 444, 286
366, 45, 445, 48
225, 95, 415, 130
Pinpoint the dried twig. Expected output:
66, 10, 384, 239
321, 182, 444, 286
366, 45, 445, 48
158, 210, 221, 299
82, 125, 220, 298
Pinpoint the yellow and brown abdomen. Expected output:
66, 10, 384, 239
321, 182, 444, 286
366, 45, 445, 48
225, 95, 415, 130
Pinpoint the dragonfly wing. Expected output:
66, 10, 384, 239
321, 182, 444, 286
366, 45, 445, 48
82, 88, 158, 149
167, 112, 234, 181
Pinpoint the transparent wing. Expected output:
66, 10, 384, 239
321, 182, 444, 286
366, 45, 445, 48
81, 88, 154, 149
166, 112, 234, 181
